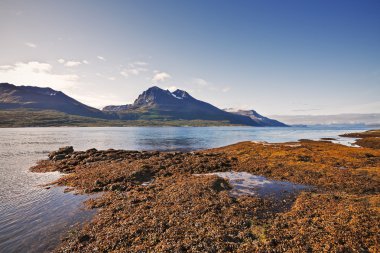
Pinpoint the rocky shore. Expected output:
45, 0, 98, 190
340, 129, 380, 149
31, 131, 380, 252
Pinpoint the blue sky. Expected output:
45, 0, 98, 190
0, 0, 379, 115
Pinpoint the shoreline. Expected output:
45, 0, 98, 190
30, 130, 380, 252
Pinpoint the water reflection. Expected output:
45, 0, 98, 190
201, 171, 310, 199
137, 137, 200, 151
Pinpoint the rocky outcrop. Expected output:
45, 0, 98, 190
340, 129, 380, 149
32, 137, 380, 252
48, 146, 74, 161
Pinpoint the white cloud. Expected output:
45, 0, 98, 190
191, 77, 229, 93
0, 65, 12, 70
64, 61, 82, 67
0, 61, 79, 90
58, 59, 88, 66
120, 62, 148, 78
193, 78, 208, 86
25, 42, 36, 48
133, 61, 148, 66
120, 68, 147, 77
152, 71, 171, 82
97, 56, 106, 61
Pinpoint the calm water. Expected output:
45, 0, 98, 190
199, 172, 310, 199
0, 126, 370, 252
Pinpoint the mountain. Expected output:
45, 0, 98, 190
224, 109, 288, 127
0, 83, 108, 118
103, 86, 286, 126
0, 83, 287, 127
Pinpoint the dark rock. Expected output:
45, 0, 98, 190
86, 148, 97, 153
58, 146, 74, 154
78, 234, 90, 243
92, 187, 103, 192
53, 154, 66, 160
48, 146, 74, 160
321, 137, 336, 141
298, 155, 312, 162
109, 184, 126, 191
94, 179, 104, 187
211, 177, 232, 192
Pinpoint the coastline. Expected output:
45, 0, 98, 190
30, 130, 380, 252
0, 109, 265, 128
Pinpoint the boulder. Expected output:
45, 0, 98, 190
48, 146, 74, 160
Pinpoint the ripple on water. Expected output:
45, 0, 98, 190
0, 187, 98, 253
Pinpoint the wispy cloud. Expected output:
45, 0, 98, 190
25, 42, 37, 48
133, 61, 148, 66
152, 71, 171, 82
193, 78, 208, 86
191, 77, 229, 93
64, 61, 82, 67
0, 61, 79, 90
96, 73, 117, 81
97, 56, 106, 61
57, 59, 89, 66
120, 61, 149, 78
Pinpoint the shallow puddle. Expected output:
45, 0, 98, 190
201, 171, 311, 199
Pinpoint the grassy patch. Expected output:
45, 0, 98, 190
0, 109, 240, 127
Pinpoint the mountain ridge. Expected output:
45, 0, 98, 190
224, 109, 288, 127
0, 82, 109, 119
102, 86, 286, 126
0, 83, 287, 127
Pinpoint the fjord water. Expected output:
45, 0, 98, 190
0, 126, 369, 252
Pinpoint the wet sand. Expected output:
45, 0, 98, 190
31, 131, 380, 252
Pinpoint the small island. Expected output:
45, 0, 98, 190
31, 130, 380, 252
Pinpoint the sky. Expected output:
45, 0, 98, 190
0, 0, 379, 115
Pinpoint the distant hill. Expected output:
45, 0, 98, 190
269, 113, 380, 126
224, 109, 288, 127
103, 86, 286, 126
0, 83, 108, 118
0, 83, 287, 127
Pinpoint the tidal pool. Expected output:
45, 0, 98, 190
200, 171, 311, 199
